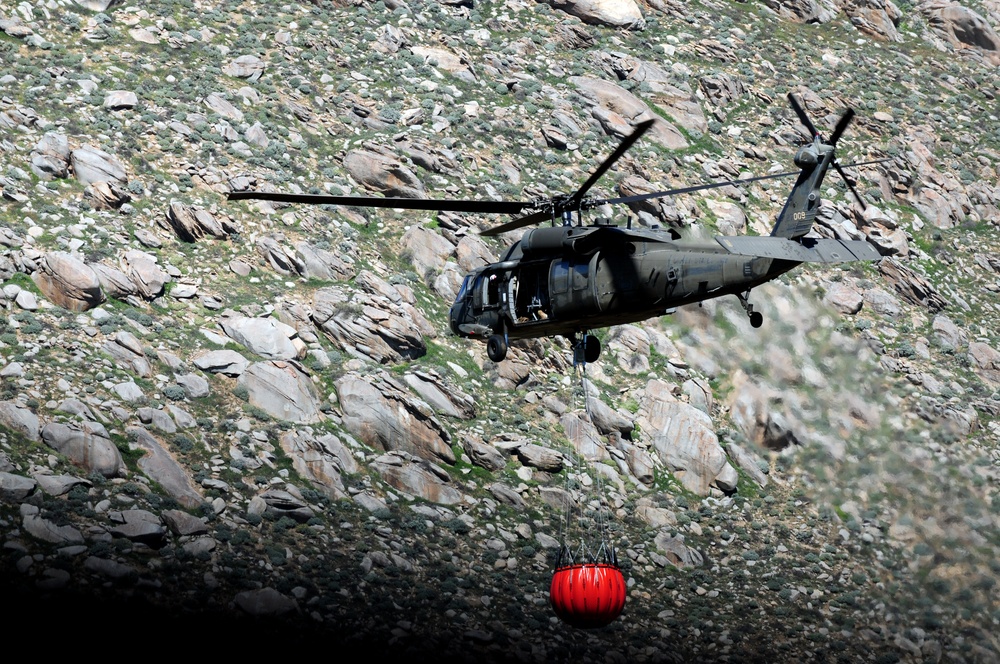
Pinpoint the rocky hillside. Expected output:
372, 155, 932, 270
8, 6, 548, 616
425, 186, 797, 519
2, 0, 1000, 660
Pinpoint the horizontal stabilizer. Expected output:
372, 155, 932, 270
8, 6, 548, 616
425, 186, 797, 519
716, 236, 881, 263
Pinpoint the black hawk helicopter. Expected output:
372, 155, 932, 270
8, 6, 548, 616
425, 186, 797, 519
230, 94, 885, 363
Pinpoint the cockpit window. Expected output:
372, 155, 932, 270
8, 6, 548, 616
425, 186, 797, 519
456, 275, 471, 301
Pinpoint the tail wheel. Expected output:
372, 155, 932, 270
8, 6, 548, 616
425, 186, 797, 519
487, 334, 508, 362
749, 312, 763, 328
583, 334, 601, 363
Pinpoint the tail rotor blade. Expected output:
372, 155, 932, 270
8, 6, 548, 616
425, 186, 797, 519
828, 108, 855, 146
788, 93, 819, 139
834, 162, 867, 211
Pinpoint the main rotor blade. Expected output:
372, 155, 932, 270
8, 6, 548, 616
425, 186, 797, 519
567, 119, 655, 209
787, 92, 819, 139
479, 210, 551, 237
228, 190, 533, 215
596, 170, 799, 207
828, 108, 855, 146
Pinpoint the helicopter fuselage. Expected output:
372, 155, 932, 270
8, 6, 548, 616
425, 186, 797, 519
448, 225, 797, 348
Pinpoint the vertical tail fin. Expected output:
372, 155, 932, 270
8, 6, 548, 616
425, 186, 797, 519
771, 93, 854, 240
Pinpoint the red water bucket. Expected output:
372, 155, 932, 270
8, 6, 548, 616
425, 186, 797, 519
549, 562, 626, 628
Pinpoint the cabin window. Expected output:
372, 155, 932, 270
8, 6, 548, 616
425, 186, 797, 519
552, 261, 589, 294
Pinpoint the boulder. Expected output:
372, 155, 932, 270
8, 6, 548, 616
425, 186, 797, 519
104, 90, 138, 109
279, 430, 357, 499
921, 0, 1000, 62
193, 349, 249, 376
234, 588, 297, 617
32, 252, 104, 312
294, 241, 356, 281
343, 149, 427, 199
128, 427, 203, 508
541, 0, 644, 28
41, 422, 125, 478
203, 92, 244, 122
162, 202, 237, 242
0, 472, 37, 501
312, 274, 430, 363
218, 315, 303, 360
123, 250, 169, 299
223, 54, 266, 80
0, 401, 40, 441
403, 370, 476, 419
30, 132, 70, 180
570, 76, 687, 148
71, 145, 127, 186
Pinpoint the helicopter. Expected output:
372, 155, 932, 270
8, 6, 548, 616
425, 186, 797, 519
230, 93, 886, 363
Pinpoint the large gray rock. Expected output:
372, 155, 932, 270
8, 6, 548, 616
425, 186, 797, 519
312, 272, 431, 363
193, 349, 249, 376
203, 92, 244, 122
0, 401, 40, 441
403, 370, 476, 419
123, 250, 169, 299
343, 149, 427, 199
921, 0, 1000, 62
32, 252, 104, 312
278, 430, 357, 499
109, 509, 167, 547
238, 361, 324, 423
294, 241, 356, 281
0, 472, 37, 501
234, 587, 297, 617
128, 427, 203, 508
218, 315, 303, 360
30, 132, 70, 180
570, 76, 687, 148
541, 0, 644, 28
223, 55, 266, 80
336, 374, 455, 464
41, 422, 125, 478
162, 202, 238, 242
372, 452, 464, 504
71, 145, 127, 186
91, 262, 139, 300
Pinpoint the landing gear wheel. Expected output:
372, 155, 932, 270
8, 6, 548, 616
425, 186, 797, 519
583, 334, 601, 363
487, 334, 508, 362
749, 311, 763, 329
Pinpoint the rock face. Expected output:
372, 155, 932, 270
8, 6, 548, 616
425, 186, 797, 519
639, 379, 735, 495
32, 252, 104, 312
238, 361, 325, 423
921, 0, 1000, 62
336, 374, 456, 464
312, 271, 431, 363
